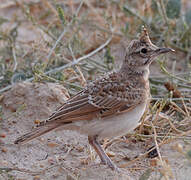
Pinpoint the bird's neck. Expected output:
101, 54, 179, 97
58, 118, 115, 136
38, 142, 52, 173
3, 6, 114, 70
119, 63, 150, 81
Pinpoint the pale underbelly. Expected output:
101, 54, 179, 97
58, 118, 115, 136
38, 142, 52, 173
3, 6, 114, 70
68, 102, 147, 139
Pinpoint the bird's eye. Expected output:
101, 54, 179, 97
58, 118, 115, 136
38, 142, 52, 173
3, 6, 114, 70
141, 48, 147, 54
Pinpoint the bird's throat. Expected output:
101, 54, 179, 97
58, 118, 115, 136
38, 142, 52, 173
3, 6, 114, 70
120, 63, 150, 81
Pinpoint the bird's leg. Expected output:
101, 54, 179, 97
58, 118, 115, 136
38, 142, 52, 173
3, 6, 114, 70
88, 136, 117, 170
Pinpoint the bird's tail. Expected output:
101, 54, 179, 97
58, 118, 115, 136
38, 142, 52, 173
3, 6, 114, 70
14, 124, 60, 144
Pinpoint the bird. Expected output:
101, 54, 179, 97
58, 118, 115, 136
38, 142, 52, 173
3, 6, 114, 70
14, 27, 174, 170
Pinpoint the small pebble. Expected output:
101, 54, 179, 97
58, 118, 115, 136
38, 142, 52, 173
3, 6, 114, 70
47, 142, 59, 148
1, 147, 7, 153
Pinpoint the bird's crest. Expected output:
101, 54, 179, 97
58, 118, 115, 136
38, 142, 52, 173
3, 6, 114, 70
140, 26, 152, 44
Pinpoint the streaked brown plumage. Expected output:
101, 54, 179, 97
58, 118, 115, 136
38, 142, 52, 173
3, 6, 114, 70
14, 27, 174, 170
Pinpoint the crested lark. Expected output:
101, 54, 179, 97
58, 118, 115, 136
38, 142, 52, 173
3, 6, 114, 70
14, 27, 174, 170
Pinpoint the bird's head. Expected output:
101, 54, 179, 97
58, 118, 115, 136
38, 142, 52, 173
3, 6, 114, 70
123, 27, 174, 71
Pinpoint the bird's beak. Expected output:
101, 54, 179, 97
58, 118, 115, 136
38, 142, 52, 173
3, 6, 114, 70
150, 47, 175, 60
155, 47, 175, 54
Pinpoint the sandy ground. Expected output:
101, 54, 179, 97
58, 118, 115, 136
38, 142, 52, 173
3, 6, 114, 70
0, 82, 191, 180
0, 0, 191, 179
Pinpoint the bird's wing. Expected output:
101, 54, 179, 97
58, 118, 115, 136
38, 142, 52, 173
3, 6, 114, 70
38, 74, 146, 126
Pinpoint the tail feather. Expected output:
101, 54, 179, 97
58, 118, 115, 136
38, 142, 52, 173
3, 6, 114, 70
14, 124, 60, 144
